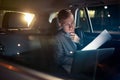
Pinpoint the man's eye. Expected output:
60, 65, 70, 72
63, 24, 69, 26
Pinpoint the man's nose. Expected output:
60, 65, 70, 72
69, 25, 74, 30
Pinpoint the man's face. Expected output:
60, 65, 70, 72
60, 14, 75, 33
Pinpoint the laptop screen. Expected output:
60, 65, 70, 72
71, 48, 114, 79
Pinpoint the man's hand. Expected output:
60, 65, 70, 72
70, 32, 80, 43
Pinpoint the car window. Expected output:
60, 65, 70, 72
88, 4, 120, 33
75, 8, 90, 32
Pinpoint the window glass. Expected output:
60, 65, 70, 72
88, 4, 120, 33
75, 8, 90, 32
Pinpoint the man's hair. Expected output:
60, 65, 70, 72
57, 9, 72, 23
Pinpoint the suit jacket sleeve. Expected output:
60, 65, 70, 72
54, 37, 74, 65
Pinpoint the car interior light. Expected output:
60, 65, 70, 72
24, 13, 35, 27
104, 6, 108, 9
17, 52, 20, 55
17, 44, 21, 47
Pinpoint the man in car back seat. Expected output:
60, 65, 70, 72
54, 9, 80, 73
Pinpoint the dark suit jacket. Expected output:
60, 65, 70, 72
54, 29, 77, 71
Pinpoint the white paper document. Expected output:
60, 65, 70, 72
81, 30, 111, 51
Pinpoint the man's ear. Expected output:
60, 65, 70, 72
58, 23, 61, 27
58, 23, 63, 30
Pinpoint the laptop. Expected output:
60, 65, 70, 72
71, 48, 114, 79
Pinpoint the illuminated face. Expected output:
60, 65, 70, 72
59, 14, 75, 33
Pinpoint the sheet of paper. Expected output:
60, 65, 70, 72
81, 30, 111, 51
